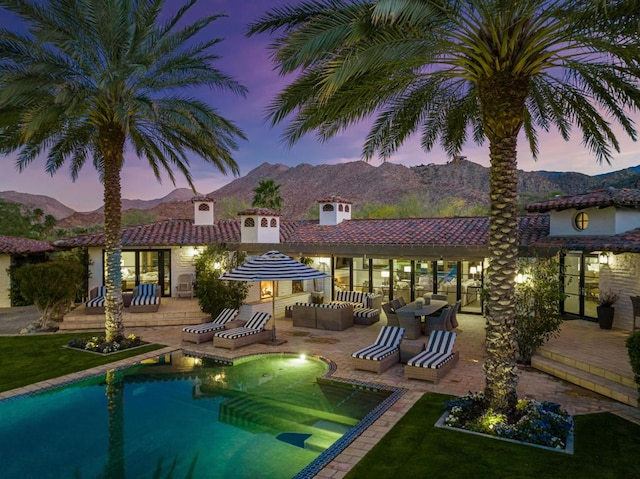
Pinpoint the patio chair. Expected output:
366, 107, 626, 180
449, 300, 462, 329
84, 286, 106, 315
175, 273, 194, 299
381, 302, 400, 327
351, 325, 405, 374
181, 308, 238, 344
431, 294, 448, 301
404, 330, 459, 383
213, 311, 272, 350
129, 283, 161, 312
423, 306, 451, 335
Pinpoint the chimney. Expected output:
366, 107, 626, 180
192, 196, 215, 225
318, 195, 352, 225
239, 207, 281, 243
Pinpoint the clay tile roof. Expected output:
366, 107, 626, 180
530, 227, 640, 253
191, 195, 215, 203
237, 207, 282, 216
525, 188, 640, 213
0, 235, 54, 254
317, 195, 352, 204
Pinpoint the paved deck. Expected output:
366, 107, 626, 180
3, 306, 640, 479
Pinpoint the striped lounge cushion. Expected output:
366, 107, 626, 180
182, 308, 238, 334
351, 344, 397, 361
86, 296, 105, 308
214, 327, 261, 340
131, 284, 159, 306
406, 350, 455, 369
426, 331, 457, 355
335, 291, 369, 306
374, 326, 406, 348
353, 307, 379, 318
243, 311, 271, 330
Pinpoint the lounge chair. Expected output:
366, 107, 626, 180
84, 286, 106, 315
129, 283, 161, 313
404, 330, 459, 383
213, 311, 272, 350
181, 308, 238, 343
351, 325, 405, 374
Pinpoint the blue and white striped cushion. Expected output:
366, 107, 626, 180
131, 284, 159, 306
182, 308, 238, 334
353, 307, 378, 318
374, 326, 405, 348
244, 312, 271, 331
215, 327, 260, 339
407, 350, 455, 369
351, 344, 397, 361
335, 291, 368, 306
86, 296, 105, 308
426, 331, 457, 354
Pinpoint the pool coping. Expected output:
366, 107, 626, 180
0, 347, 409, 479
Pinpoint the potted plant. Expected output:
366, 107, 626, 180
597, 289, 619, 329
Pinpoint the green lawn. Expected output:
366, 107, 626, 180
0, 333, 165, 392
346, 393, 640, 479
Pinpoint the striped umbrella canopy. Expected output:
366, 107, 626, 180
221, 251, 329, 345
220, 250, 329, 282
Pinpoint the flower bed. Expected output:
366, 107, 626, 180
67, 334, 147, 354
441, 392, 574, 453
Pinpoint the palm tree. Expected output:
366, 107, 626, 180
0, 0, 247, 342
247, 0, 640, 413
252, 178, 284, 211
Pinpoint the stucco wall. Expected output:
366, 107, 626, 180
0, 255, 11, 308
599, 253, 640, 331
550, 207, 616, 236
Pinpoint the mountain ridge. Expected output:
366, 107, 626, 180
2, 159, 639, 229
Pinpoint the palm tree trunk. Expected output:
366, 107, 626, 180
484, 135, 520, 413
101, 126, 125, 342
479, 75, 529, 414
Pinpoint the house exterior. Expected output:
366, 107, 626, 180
46, 187, 640, 330
0, 235, 54, 308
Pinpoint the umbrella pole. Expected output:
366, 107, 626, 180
271, 280, 276, 342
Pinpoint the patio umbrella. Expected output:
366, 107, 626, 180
220, 250, 329, 345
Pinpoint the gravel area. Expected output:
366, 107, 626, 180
0, 305, 40, 334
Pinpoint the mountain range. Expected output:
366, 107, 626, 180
2, 159, 639, 229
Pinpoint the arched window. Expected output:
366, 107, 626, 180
323, 204, 334, 211
345, 205, 350, 212
261, 218, 268, 227
574, 212, 589, 231
244, 218, 255, 227
270, 218, 277, 227
198, 203, 210, 211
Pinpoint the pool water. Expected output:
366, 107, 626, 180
0, 353, 392, 479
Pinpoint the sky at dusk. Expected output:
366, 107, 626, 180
1, 0, 639, 212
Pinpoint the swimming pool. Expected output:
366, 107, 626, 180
0, 352, 401, 479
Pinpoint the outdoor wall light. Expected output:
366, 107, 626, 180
599, 253, 609, 265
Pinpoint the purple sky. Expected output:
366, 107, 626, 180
1, 0, 639, 211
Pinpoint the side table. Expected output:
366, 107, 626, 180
400, 339, 425, 363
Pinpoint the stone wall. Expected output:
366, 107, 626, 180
600, 253, 640, 331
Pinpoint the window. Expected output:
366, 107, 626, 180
323, 204, 334, 211
198, 203, 210, 211
338, 204, 344, 211
270, 218, 277, 227
345, 205, 350, 212
244, 218, 255, 227
261, 218, 268, 227
574, 212, 589, 231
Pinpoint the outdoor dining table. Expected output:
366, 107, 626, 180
396, 299, 448, 339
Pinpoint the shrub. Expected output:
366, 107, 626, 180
513, 256, 566, 364
194, 245, 249, 319
626, 331, 640, 396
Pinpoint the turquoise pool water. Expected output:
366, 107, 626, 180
0, 353, 394, 479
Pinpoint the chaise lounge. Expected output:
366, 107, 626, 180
129, 283, 161, 313
351, 325, 405, 374
213, 311, 272, 350
181, 308, 239, 343
404, 330, 459, 383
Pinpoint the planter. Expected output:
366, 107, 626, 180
597, 305, 615, 329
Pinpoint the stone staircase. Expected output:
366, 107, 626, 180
532, 348, 638, 407
58, 298, 207, 331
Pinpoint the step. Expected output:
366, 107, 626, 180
531, 355, 638, 407
58, 315, 206, 330
536, 347, 635, 389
